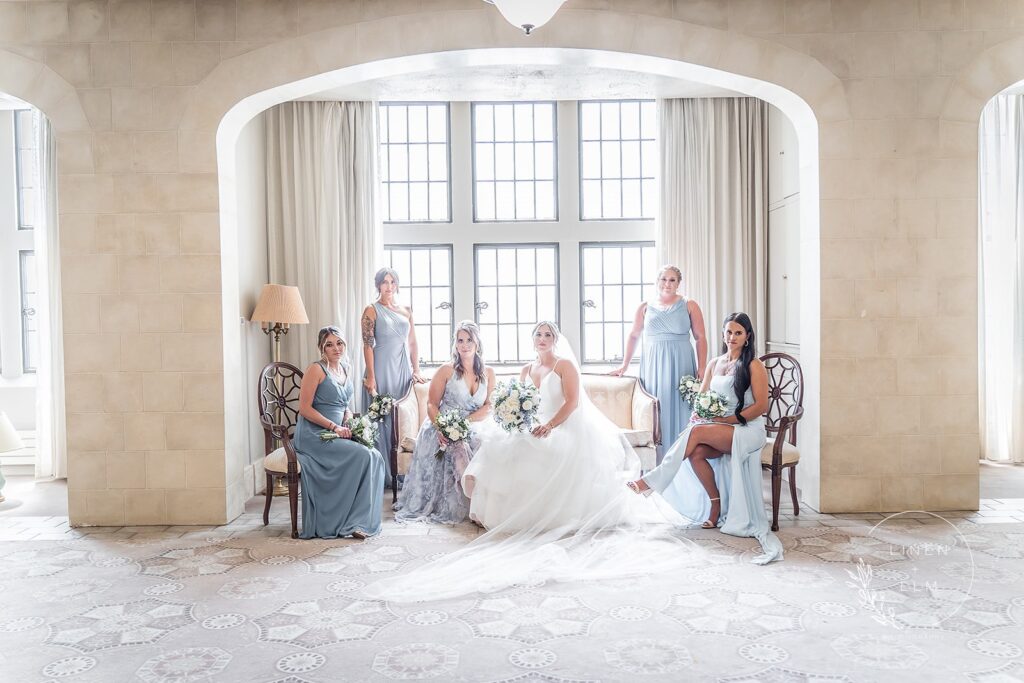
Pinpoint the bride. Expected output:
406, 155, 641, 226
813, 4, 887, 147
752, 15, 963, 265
366, 321, 699, 602
463, 321, 640, 531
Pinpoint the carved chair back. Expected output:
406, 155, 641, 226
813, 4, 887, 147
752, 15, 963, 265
760, 352, 804, 445
257, 362, 304, 455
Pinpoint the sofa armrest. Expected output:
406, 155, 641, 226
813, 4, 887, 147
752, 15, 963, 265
395, 385, 421, 449
630, 383, 661, 446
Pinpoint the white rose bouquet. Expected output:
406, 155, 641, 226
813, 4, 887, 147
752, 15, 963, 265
319, 415, 378, 448
434, 409, 471, 459
678, 374, 701, 406
690, 390, 730, 422
491, 379, 541, 433
366, 393, 396, 423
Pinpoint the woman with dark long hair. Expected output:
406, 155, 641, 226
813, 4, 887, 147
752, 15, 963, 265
626, 312, 782, 564
395, 321, 495, 524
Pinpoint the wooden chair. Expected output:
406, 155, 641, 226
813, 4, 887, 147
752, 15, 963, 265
759, 352, 805, 532
257, 362, 303, 538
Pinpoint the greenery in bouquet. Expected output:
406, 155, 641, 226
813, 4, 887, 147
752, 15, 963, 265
678, 374, 701, 406
318, 414, 379, 448
434, 409, 471, 459
491, 379, 541, 433
366, 393, 396, 423
691, 390, 730, 422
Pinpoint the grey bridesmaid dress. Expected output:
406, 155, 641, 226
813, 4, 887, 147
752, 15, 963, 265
293, 361, 385, 539
640, 299, 698, 464
363, 302, 414, 483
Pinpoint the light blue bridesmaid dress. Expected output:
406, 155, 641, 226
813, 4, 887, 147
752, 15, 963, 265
293, 362, 385, 539
364, 302, 414, 482
642, 374, 783, 564
395, 372, 487, 524
640, 299, 697, 463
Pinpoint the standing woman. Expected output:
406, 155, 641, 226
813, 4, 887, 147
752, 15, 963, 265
362, 267, 427, 485
612, 265, 707, 463
293, 326, 385, 539
396, 321, 495, 524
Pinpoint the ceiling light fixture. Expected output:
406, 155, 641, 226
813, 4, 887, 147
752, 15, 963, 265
485, 0, 567, 35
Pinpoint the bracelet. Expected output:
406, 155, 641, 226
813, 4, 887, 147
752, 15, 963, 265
328, 422, 335, 431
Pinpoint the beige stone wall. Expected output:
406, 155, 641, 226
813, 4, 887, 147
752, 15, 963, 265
0, 0, 1016, 524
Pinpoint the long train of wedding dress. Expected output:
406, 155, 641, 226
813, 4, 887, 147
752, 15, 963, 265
365, 341, 702, 603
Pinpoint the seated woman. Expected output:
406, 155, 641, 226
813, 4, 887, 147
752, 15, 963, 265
293, 326, 386, 539
627, 312, 782, 564
396, 321, 495, 524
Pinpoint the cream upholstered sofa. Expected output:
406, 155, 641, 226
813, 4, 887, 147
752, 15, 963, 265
394, 372, 661, 474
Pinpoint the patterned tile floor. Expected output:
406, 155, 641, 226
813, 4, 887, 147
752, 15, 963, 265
1, 502, 1023, 682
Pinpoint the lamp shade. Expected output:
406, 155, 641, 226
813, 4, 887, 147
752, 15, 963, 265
489, 0, 566, 34
250, 284, 310, 325
0, 411, 25, 454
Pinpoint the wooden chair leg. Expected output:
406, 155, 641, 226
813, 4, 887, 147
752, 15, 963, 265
287, 472, 300, 539
788, 465, 800, 516
262, 472, 274, 526
770, 466, 782, 532
390, 446, 399, 505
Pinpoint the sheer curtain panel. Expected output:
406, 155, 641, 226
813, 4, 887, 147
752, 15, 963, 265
265, 101, 383, 406
979, 94, 1024, 463
657, 98, 768, 345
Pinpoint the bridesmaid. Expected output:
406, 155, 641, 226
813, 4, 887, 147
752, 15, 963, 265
396, 321, 495, 524
627, 313, 782, 564
611, 265, 707, 463
293, 326, 385, 539
361, 267, 427, 485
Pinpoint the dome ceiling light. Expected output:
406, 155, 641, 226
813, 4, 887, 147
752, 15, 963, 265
484, 0, 568, 35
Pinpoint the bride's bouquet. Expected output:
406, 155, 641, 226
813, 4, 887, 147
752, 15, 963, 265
678, 374, 701, 406
319, 415, 378, 448
690, 390, 730, 423
365, 393, 396, 423
491, 379, 541, 433
434, 410, 471, 459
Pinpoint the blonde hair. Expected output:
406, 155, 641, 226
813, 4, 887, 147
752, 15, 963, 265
317, 325, 350, 370
531, 320, 561, 344
656, 264, 683, 284
451, 320, 484, 378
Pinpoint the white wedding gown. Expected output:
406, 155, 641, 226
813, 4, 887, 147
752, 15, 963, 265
463, 368, 637, 532
366, 356, 700, 603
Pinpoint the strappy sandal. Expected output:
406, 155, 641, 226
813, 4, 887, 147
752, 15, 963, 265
701, 498, 721, 529
351, 530, 368, 540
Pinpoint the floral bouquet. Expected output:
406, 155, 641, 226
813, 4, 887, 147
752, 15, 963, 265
678, 374, 701, 406
491, 379, 541, 433
434, 409, 471, 459
365, 393, 396, 423
319, 415, 378, 448
690, 390, 730, 423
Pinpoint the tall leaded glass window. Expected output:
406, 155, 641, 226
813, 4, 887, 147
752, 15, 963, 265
473, 102, 557, 222
474, 244, 559, 363
379, 103, 450, 222
19, 250, 37, 373
385, 244, 454, 366
579, 241, 656, 363
14, 109, 37, 230
579, 100, 657, 220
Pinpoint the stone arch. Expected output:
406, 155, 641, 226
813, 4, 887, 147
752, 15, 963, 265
198, 8, 847, 512
941, 36, 1024, 122
0, 48, 88, 132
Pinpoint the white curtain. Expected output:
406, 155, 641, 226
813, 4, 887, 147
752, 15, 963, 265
34, 114, 67, 479
657, 98, 768, 346
265, 101, 383, 406
979, 94, 1024, 463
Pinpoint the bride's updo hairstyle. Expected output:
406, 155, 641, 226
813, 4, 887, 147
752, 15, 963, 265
374, 267, 400, 297
451, 320, 484, 379
721, 312, 756, 426
531, 320, 561, 345
656, 265, 683, 285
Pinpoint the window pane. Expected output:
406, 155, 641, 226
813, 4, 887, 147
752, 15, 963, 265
380, 103, 450, 222
408, 144, 428, 181
580, 103, 599, 140
514, 103, 534, 141
475, 245, 559, 363
534, 104, 554, 141
578, 242, 656, 363
536, 249, 556, 284
494, 105, 514, 141
534, 142, 555, 181
535, 181, 555, 220
476, 181, 495, 221
476, 144, 494, 181
515, 182, 535, 220
475, 104, 494, 141
20, 250, 38, 372
494, 143, 514, 180
495, 181, 515, 221
385, 245, 454, 365
579, 100, 655, 220
514, 142, 534, 180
